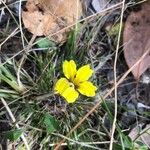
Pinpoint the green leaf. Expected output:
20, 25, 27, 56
4, 129, 23, 141
43, 113, 59, 134
135, 141, 149, 150
0, 65, 16, 81
113, 135, 134, 150
36, 38, 56, 48
113, 143, 131, 150
122, 135, 133, 149
123, 136, 133, 148
0, 89, 19, 98
139, 145, 148, 150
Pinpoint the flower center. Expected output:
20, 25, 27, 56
69, 82, 75, 88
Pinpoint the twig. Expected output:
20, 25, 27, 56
50, 140, 113, 147
52, 133, 109, 150
1, 98, 30, 150
19, 0, 25, 48
1, 0, 19, 26
16, 34, 36, 90
109, 0, 126, 150
133, 124, 150, 142
36, 93, 53, 101
0, 27, 19, 49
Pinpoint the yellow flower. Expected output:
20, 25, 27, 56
54, 60, 97, 103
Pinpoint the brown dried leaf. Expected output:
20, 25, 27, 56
123, 1, 150, 79
22, 0, 82, 43
129, 124, 150, 148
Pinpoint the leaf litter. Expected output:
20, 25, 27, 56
22, 0, 82, 43
0, 0, 150, 149
123, 0, 150, 79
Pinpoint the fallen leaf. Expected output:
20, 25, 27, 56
22, 0, 82, 43
129, 124, 150, 149
123, 1, 150, 79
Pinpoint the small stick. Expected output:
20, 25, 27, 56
109, 0, 126, 149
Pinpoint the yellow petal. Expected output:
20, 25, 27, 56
54, 78, 70, 94
77, 81, 97, 97
62, 87, 79, 103
74, 65, 93, 85
63, 60, 77, 81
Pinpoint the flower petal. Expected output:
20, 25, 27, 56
63, 60, 77, 81
74, 65, 93, 84
62, 87, 79, 103
54, 78, 70, 94
77, 81, 97, 97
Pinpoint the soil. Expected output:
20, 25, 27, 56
0, 0, 150, 149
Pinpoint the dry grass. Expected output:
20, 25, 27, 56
0, 0, 149, 150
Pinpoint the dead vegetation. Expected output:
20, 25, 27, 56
0, 0, 150, 150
